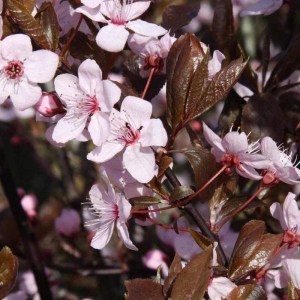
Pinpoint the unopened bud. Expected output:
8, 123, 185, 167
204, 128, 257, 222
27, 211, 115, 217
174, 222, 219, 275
35, 92, 65, 117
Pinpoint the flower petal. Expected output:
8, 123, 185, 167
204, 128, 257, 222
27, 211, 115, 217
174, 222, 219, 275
54, 74, 79, 105
126, 19, 167, 37
283, 259, 300, 289
270, 202, 287, 231
116, 221, 138, 251
78, 59, 102, 95
282, 192, 300, 230
24, 50, 59, 83
87, 142, 124, 163
240, 0, 283, 16
121, 96, 152, 129
52, 113, 87, 143
202, 122, 224, 152
235, 164, 262, 180
75, 5, 107, 22
208, 50, 225, 79
125, 1, 151, 21
123, 144, 156, 183
96, 24, 129, 52
208, 277, 237, 300
90, 220, 115, 249
88, 111, 110, 146
222, 132, 248, 154
139, 119, 168, 147
1, 34, 32, 61
10, 80, 42, 111
101, 80, 121, 112
81, 0, 103, 9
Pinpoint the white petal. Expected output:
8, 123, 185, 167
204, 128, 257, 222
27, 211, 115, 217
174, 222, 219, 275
89, 184, 104, 205
81, 0, 103, 9
96, 24, 129, 52
126, 20, 167, 37
87, 141, 124, 163
0, 77, 13, 104
208, 50, 225, 79
121, 96, 152, 129
125, 1, 151, 21
222, 132, 248, 154
75, 5, 107, 22
45, 125, 65, 148
270, 202, 287, 230
123, 144, 156, 183
10, 80, 42, 111
283, 259, 300, 289
78, 59, 102, 95
208, 277, 237, 300
116, 221, 138, 251
139, 119, 168, 147
88, 111, 110, 146
202, 122, 224, 152
235, 164, 262, 180
127, 33, 153, 57
282, 192, 300, 230
90, 220, 115, 249
101, 80, 121, 112
52, 114, 87, 143
54, 74, 79, 105
24, 50, 59, 83
1, 34, 32, 61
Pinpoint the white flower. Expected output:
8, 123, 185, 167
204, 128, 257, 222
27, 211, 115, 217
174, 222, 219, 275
77, 0, 167, 52
87, 167, 137, 250
87, 96, 168, 183
0, 34, 59, 111
52, 59, 121, 146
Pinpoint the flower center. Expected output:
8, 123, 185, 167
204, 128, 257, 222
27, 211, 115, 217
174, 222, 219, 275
143, 55, 164, 73
5, 60, 24, 80
119, 122, 140, 145
108, 0, 133, 25
220, 153, 243, 174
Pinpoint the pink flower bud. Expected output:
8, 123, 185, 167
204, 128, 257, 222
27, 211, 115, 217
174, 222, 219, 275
35, 92, 65, 117
55, 208, 81, 237
21, 194, 38, 220
142, 249, 169, 277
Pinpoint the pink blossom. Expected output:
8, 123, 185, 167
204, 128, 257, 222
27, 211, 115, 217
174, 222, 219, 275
282, 259, 300, 289
142, 249, 168, 277
52, 59, 121, 146
202, 122, 270, 180
87, 167, 137, 250
127, 33, 176, 77
87, 96, 168, 183
270, 192, 300, 247
260, 137, 300, 185
77, 0, 167, 52
240, 0, 283, 17
21, 194, 38, 220
207, 50, 225, 79
34, 93, 65, 118
55, 208, 81, 237
0, 34, 59, 111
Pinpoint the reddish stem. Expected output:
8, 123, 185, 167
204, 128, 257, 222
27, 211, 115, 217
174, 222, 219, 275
60, 15, 83, 59
147, 217, 189, 233
141, 68, 155, 99
131, 165, 227, 214
214, 185, 266, 232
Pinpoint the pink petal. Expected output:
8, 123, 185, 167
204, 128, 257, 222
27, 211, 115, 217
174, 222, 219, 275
121, 96, 152, 129
10, 80, 42, 111
87, 142, 124, 163
202, 122, 224, 152
282, 192, 300, 230
127, 33, 154, 57
283, 259, 300, 289
54, 74, 79, 104
222, 132, 248, 154
99, 167, 116, 201
126, 20, 167, 37
208, 277, 237, 300
240, 0, 283, 17
101, 80, 121, 112
235, 164, 262, 180
1, 34, 32, 61
88, 111, 110, 146
260, 137, 281, 163
117, 194, 132, 222
45, 125, 65, 148
91, 220, 115, 249
123, 144, 156, 183
24, 50, 59, 83
125, 1, 151, 21
78, 59, 102, 95
52, 113, 87, 143
208, 50, 225, 79
96, 24, 129, 52
89, 184, 103, 205
139, 119, 168, 147
75, 5, 107, 22
240, 153, 271, 169
116, 221, 138, 251
81, 0, 103, 9
277, 167, 300, 185
270, 202, 287, 230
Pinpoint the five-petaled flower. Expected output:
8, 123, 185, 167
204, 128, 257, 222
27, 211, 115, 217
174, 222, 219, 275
202, 122, 270, 180
52, 59, 121, 146
76, 0, 167, 52
270, 192, 300, 248
88, 96, 168, 183
0, 34, 59, 111
86, 167, 137, 250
